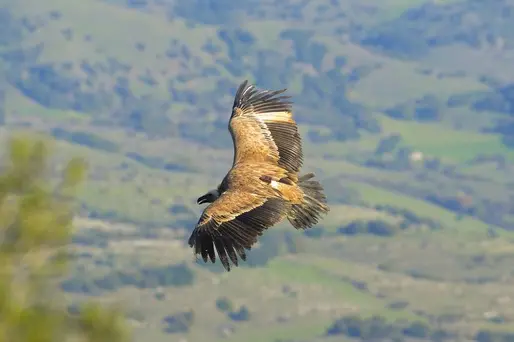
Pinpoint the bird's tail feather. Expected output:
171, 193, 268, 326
287, 173, 329, 229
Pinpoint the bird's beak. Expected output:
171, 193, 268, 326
197, 195, 208, 205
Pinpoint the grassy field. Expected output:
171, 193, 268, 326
378, 116, 514, 162
352, 60, 488, 108
69, 218, 514, 342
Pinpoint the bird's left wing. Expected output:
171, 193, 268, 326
188, 189, 288, 271
230, 80, 304, 174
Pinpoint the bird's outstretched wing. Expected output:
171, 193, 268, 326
229, 80, 303, 174
188, 189, 288, 271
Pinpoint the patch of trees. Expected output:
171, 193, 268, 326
10, 63, 114, 113
280, 29, 326, 71
165, 39, 195, 62
500, 127, 514, 149
472, 93, 511, 114
72, 229, 111, 248
323, 181, 362, 206
124, 152, 191, 172
368, 136, 442, 173
251, 49, 294, 91
73, 227, 143, 245
387, 300, 409, 310
217, 27, 256, 61
61, 263, 195, 294
355, 0, 514, 59
473, 83, 514, 147
366, 144, 416, 171
177, 118, 233, 148
202, 38, 222, 55
338, 219, 399, 237
374, 134, 402, 155
472, 83, 514, 118
83, 199, 191, 230
303, 226, 325, 238
245, 230, 301, 267
424, 194, 472, 215
475, 329, 514, 342
172, 0, 305, 23
295, 70, 380, 141
125, 0, 149, 9
168, 203, 195, 216
3, 21, 381, 144
228, 305, 251, 322
215, 296, 234, 312
357, 24, 430, 59
0, 8, 24, 47
326, 315, 454, 340
1, 15, 386, 144
0, 43, 43, 69
374, 204, 442, 230
313, 78, 379, 139
112, 93, 175, 137
51, 128, 120, 153
275, 29, 381, 140
5, 59, 177, 137
424, 193, 513, 229
61, 274, 101, 295
384, 94, 445, 121
217, 58, 246, 78
0, 83, 5, 125
86, 208, 134, 225
446, 91, 491, 109
214, 297, 251, 322
172, 0, 259, 24
337, 208, 442, 237
162, 310, 195, 334
477, 103, 514, 149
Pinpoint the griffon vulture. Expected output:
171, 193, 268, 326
189, 80, 329, 271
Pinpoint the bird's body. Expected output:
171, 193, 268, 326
189, 80, 329, 271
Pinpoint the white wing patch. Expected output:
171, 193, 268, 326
270, 180, 280, 189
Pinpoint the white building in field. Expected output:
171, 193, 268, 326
409, 151, 424, 162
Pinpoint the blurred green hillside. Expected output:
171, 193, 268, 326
1, 0, 514, 341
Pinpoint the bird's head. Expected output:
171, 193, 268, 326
197, 189, 220, 205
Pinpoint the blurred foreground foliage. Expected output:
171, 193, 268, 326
0, 134, 131, 342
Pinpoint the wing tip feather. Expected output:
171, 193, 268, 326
189, 198, 289, 272
189, 217, 251, 272
232, 80, 291, 115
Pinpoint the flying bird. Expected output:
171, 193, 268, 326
189, 80, 329, 271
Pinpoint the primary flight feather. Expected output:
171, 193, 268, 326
189, 80, 330, 271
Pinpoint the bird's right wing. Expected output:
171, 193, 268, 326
188, 189, 288, 271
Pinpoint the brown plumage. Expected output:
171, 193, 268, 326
189, 80, 329, 271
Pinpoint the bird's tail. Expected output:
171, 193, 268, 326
287, 173, 329, 229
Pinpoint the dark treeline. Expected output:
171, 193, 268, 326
61, 263, 195, 294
